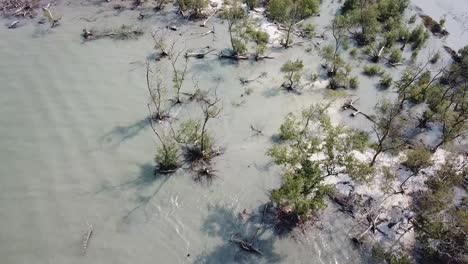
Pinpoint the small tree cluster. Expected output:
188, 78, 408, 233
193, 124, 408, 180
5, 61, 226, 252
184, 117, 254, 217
267, 0, 320, 48
269, 104, 373, 226
320, 18, 358, 89
369, 99, 406, 166
413, 159, 467, 263
177, 0, 208, 18
280, 59, 304, 91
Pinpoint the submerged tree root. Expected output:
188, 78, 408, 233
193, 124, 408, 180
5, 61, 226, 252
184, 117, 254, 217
229, 204, 270, 255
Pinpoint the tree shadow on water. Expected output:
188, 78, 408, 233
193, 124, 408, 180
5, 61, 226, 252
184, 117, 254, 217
99, 117, 149, 148
93, 163, 157, 195
92, 163, 172, 226
194, 203, 283, 264
120, 169, 172, 225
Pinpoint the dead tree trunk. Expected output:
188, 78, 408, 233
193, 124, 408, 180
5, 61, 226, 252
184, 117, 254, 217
342, 98, 376, 123
185, 49, 216, 59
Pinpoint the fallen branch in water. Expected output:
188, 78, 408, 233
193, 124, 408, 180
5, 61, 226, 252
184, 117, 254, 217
239, 72, 267, 85
352, 211, 383, 244
81, 222, 93, 255
219, 51, 249, 60
229, 204, 269, 255
82, 25, 144, 42
7, 20, 19, 28
229, 234, 263, 254
201, 10, 217, 27
250, 124, 263, 136
342, 98, 375, 123
191, 26, 215, 37
255, 55, 275, 60
185, 48, 216, 59
42, 5, 61, 28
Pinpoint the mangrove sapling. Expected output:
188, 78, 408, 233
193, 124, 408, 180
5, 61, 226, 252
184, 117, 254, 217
177, 92, 222, 164
320, 18, 358, 89
349, 76, 359, 89
146, 62, 170, 121
379, 73, 393, 89
388, 47, 403, 65
221, 0, 248, 59
246, 25, 270, 60
280, 59, 303, 92
198, 94, 222, 160
397, 145, 433, 193
147, 106, 180, 173
298, 23, 316, 39
408, 24, 430, 51
363, 64, 384, 77
369, 99, 406, 167
321, 18, 345, 77
152, 30, 169, 57
167, 43, 189, 104
319, 44, 343, 81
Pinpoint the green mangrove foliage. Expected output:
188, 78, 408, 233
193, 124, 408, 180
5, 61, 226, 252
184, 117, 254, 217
320, 17, 358, 89
379, 73, 393, 88
177, 0, 208, 18
267, 0, 319, 47
176, 92, 222, 165
413, 160, 467, 263
268, 104, 373, 224
246, 24, 269, 59
340, 0, 409, 45
221, 0, 248, 56
363, 64, 384, 77
369, 99, 406, 166
280, 59, 304, 91
339, 0, 429, 62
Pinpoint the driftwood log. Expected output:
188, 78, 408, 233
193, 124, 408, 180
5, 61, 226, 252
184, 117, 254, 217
239, 72, 267, 85
185, 48, 216, 59
219, 51, 249, 60
200, 10, 217, 27
7, 20, 19, 28
81, 222, 93, 255
250, 124, 263, 136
